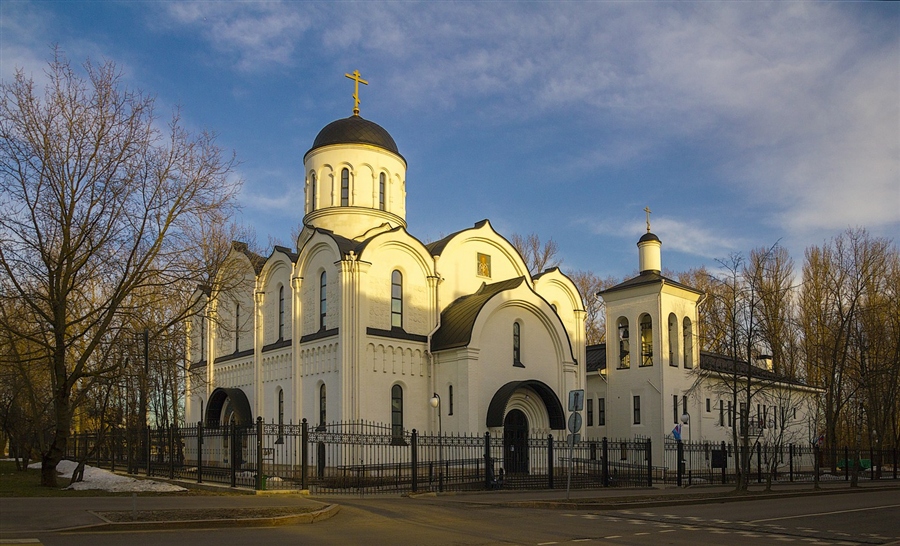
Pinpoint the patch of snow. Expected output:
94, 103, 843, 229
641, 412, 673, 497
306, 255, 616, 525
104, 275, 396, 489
27, 460, 187, 492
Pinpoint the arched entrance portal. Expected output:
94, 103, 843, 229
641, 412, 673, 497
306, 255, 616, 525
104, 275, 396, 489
504, 409, 529, 474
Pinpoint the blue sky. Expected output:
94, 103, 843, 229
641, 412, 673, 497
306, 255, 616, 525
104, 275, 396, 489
2, 1, 898, 280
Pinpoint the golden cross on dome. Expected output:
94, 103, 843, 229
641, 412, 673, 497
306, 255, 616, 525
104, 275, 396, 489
345, 70, 368, 116
644, 206, 652, 233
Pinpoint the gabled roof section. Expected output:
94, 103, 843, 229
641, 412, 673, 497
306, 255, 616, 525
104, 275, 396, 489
232, 241, 266, 275
299, 226, 360, 257
425, 219, 491, 257
599, 270, 703, 297
272, 245, 299, 263
431, 276, 525, 352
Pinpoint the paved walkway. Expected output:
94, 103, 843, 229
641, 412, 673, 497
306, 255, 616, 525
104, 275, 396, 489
0, 478, 896, 537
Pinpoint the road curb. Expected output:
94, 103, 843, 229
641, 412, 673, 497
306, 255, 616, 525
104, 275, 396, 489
55, 503, 340, 533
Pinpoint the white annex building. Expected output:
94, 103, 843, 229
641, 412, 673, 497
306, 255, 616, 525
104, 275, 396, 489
186, 76, 816, 461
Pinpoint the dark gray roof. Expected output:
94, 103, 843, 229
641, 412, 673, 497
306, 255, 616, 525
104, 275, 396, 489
586, 343, 606, 373
639, 231, 661, 243
305, 115, 401, 159
272, 245, 298, 262
431, 277, 525, 351
599, 270, 703, 297
425, 219, 490, 256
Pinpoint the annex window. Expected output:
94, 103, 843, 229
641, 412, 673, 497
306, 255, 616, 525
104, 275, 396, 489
391, 270, 403, 328
668, 313, 678, 367
587, 398, 594, 427
673, 395, 679, 424
706, 398, 711, 413
598, 398, 606, 426
319, 384, 326, 426
513, 322, 523, 367
719, 400, 725, 426
309, 172, 317, 212
319, 272, 327, 330
617, 317, 630, 369
448, 385, 454, 416
341, 168, 350, 206
278, 285, 285, 340
683, 317, 693, 369
391, 385, 404, 439
379, 172, 386, 210
633, 395, 641, 425
235, 303, 241, 353
639, 314, 653, 366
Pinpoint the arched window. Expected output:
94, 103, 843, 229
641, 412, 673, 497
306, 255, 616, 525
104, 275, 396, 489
391, 385, 403, 439
319, 384, 326, 426
668, 313, 678, 367
278, 285, 285, 340
319, 272, 327, 330
391, 270, 403, 328
341, 168, 349, 206
683, 317, 694, 369
309, 172, 317, 212
235, 303, 241, 353
379, 172, 386, 210
640, 314, 653, 366
617, 317, 630, 369
513, 322, 523, 367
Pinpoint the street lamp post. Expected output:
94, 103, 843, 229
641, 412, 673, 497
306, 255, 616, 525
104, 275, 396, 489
430, 393, 443, 492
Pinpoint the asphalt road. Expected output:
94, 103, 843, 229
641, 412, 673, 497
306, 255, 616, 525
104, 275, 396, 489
8, 489, 900, 546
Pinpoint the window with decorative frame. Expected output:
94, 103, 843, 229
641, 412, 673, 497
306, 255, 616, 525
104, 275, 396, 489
639, 314, 653, 366
379, 173, 386, 210
617, 318, 630, 369
391, 385, 403, 440
319, 272, 327, 330
391, 270, 403, 328
341, 168, 349, 206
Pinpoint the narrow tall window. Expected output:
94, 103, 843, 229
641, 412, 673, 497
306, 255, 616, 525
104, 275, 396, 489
277, 388, 284, 441
278, 285, 285, 340
719, 400, 725, 426
391, 385, 403, 439
379, 172, 386, 210
673, 395, 679, 424
513, 322, 522, 367
200, 315, 206, 362
310, 172, 317, 212
319, 384, 326, 426
341, 168, 349, 206
633, 395, 641, 424
640, 314, 653, 366
683, 317, 693, 368
448, 385, 454, 416
391, 270, 403, 328
598, 398, 606, 426
587, 398, 594, 426
235, 303, 241, 353
668, 313, 678, 367
319, 272, 327, 330
682, 395, 687, 419
617, 318, 630, 369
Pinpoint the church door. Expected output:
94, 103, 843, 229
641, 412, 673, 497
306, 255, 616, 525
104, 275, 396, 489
503, 409, 529, 474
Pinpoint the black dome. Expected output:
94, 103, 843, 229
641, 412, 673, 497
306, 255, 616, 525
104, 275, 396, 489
306, 115, 400, 158
639, 232, 661, 243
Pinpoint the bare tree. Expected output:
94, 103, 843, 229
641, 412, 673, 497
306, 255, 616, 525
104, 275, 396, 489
568, 269, 618, 345
510, 233, 560, 275
0, 51, 240, 486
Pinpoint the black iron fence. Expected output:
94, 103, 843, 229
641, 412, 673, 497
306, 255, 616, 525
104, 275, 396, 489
66, 421, 899, 495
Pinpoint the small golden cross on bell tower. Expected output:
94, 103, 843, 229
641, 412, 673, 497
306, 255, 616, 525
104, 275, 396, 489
644, 206, 652, 233
345, 70, 368, 116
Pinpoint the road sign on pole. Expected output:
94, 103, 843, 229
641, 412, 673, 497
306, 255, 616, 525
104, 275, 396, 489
568, 389, 584, 412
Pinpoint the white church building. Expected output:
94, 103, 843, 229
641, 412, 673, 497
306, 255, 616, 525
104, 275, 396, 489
185, 77, 816, 458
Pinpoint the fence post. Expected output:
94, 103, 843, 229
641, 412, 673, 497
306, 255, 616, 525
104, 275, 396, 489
255, 417, 264, 491
484, 432, 491, 490
646, 438, 652, 487
547, 435, 554, 489
601, 437, 609, 487
145, 427, 152, 477
168, 426, 175, 479
197, 420, 203, 484
230, 424, 237, 488
813, 444, 820, 489
411, 429, 418, 494
844, 446, 849, 481
301, 419, 308, 490
676, 440, 683, 487
721, 441, 727, 484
